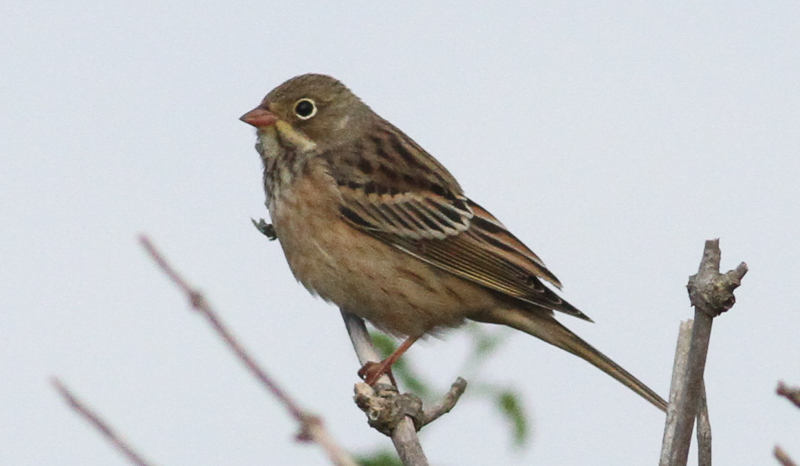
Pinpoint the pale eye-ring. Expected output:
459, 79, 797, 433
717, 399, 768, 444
293, 98, 317, 119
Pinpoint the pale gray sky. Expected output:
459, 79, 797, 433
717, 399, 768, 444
2, 1, 799, 464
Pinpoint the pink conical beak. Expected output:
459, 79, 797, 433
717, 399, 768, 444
240, 107, 277, 128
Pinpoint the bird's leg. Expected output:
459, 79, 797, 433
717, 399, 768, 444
358, 335, 420, 385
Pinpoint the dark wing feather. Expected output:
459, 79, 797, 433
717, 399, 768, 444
324, 119, 591, 321
325, 118, 473, 239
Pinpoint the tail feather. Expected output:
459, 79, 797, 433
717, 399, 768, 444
475, 308, 668, 412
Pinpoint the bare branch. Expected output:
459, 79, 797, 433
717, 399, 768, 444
140, 235, 358, 466
697, 381, 711, 466
660, 321, 711, 466
421, 378, 468, 426
777, 382, 800, 409
354, 383, 424, 435
660, 320, 692, 466
687, 239, 748, 319
341, 311, 430, 466
668, 239, 747, 466
52, 378, 159, 466
776, 446, 798, 466
775, 383, 800, 466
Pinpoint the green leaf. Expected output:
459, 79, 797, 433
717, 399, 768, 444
497, 390, 529, 447
474, 331, 503, 357
370, 333, 397, 359
356, 450, 404, 466
462, 323, 510, 372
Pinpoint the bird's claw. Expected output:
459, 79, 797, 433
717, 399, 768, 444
359, 361, 396, 386
252, 218, 277, 240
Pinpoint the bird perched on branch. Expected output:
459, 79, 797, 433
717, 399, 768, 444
241, 74, 667, 412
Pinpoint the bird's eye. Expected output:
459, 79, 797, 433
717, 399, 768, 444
293, 98, 317, 120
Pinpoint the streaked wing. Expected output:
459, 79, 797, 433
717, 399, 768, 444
324, 119, 591, 321
324, 117, 473, 239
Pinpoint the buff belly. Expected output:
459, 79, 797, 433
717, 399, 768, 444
269, 165, 497, 337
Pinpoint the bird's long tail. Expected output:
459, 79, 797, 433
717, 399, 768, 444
475, 308, 668, 412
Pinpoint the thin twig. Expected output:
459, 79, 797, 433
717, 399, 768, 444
140, 235, 358, 466
668, 309, 713, 466
776, 446, 798, 466
777, 382, 800, 409
668, 239, 747, 466
341, 310, 430, 466
52, 378, 158, 466
697, 381, 711, 466
422, 377, 468, 426
660, 320, 693, 466
775, 383, 800, 466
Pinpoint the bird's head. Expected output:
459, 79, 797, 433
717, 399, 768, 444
240, 73, 374, 154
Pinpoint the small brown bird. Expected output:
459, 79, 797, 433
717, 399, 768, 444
241, 74, 667, 412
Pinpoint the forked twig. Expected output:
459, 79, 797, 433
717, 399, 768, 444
340, 311, 468, 466
661, 321, 711, 466
666, 239, 747, 466
52, 378, 158, 466
341, 311, 429, 466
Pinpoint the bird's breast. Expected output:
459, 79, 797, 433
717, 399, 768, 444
266, 161, 498, 337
